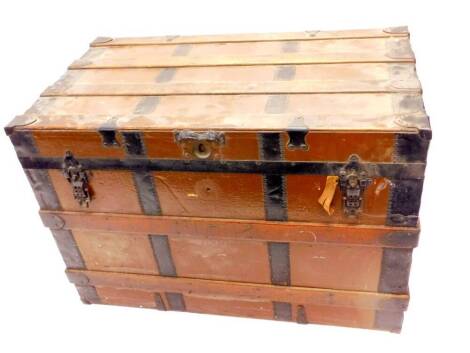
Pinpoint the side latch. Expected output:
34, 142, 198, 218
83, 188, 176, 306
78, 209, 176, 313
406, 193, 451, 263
62, 151, 92, 207
338, 155, 372, 217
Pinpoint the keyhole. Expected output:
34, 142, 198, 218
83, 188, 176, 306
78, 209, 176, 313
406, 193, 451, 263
193, 142, 211, 159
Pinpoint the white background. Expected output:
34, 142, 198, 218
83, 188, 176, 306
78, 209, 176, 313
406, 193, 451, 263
0, 0, 468, 352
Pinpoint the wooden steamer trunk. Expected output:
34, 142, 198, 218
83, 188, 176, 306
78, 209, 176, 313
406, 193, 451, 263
6, 26, 430, 332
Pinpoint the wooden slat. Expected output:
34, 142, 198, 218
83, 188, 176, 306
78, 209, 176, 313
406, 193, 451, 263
90, 27, 409, 47
19, 93, 428, 132
71, 37, 414, 69
66, 269, 409, 312
40, 210, 420, 248
42, 63, 421, 96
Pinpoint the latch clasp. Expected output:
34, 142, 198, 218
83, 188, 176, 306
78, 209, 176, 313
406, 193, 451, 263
62, 151, 92, 207
338, 155, 372, 217
174, 131, 225, 159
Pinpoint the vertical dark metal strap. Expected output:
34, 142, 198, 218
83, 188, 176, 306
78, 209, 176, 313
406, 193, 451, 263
133, 171, 161, 215
50, 229, 85, 269
281, 41, 299, 53
76, 285, 101, 304
122, 131, 162, 216
274, 66, 296, 81
268, 242, 291, 286
296, 305, 308, 324
24, 169, 62, 210
259, 133, 283, 161
122, 132, 145, 156
10, 130, 62, 210
393, 133, 430, 163
263, 174, 288, 221
9, 131, 38, 156
265, 95, 289, 114
273, 302, 292, 321
259, 133, 288, 221
134, 96, 160, 115
386, 179, 423, 227
149, 235, 177, 276
378, 248, 412, 294
98, 117, 119, 147
154, 293, 167, 310
172, 44, 192, 57
165, 292, 186, 311
155, 68, 176, 83
374, 310, 404, 333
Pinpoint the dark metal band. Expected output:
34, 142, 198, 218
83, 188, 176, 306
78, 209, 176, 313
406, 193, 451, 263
154, 293, 167, 310
122, 131, 162, 215
134, 96, 160, 114
274, 66, 296, 81
18, 157, 426, 179
259, 132, 283, 160
263, 174, 287, 221
296, 305, 308, 324
165, 292, 186, 311
24, 169, 62, 210
387, 179, 424, 226
9, 130, 38, 156
133, 171, 161, 215
268, 242, 291, 286
394, 133, 430, 163
378, 248, 412, 294
259, 133, 288, 221
50, 229, 86, 269
374, 310, 404, 333
122, 132, 146, 156
75, 285, 101, 304
155, 68, 176, 83
273, 301, 292, 321
150, 235, 177, 277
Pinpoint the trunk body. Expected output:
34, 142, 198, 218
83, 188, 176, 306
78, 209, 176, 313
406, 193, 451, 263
6, 26, 430, 332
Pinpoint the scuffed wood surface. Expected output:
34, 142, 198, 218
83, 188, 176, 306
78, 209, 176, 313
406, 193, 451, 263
19, 93, 427, 131
90, 27, 409, 46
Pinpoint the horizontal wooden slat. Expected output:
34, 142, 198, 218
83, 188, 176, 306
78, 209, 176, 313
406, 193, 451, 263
66, 269, 409, 312
18, 93, 428, 132
40, 210, 420, 248
42, 63, 421, 96
90, 27, 409, 47
71, 37, 414, 69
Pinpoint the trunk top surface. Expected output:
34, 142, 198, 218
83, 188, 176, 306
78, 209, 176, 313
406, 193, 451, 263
6, 26, 430, 135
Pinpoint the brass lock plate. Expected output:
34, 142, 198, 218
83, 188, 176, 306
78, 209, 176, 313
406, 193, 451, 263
174, 131, 225, 159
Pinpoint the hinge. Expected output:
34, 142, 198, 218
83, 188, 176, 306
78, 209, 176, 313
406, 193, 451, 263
338, 155, 372, 217
62, 151, 92, 207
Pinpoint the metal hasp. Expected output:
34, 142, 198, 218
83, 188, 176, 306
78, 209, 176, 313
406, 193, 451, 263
174, 130, 225, 159
338, 155, 372, 217
62, 151, 92, 207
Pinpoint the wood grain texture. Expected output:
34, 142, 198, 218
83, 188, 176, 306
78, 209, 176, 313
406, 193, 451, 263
66, 269, 409, 312
89, 28, 409, 47
42, 63, 420, 96
40, 210, 420, 248
96, 287, 157, 308
74, 283, 403, 331
290, 244, 383, 291
71, 37, 414, 69
48, 170, 142, 214
169, 237, 271, 283
17, 93, 427, 132
153, 172, 265, 219
30, 130, 396, 162
72, 230, 158, 274
64, 227, 406, 292
287, 176, 390, 225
